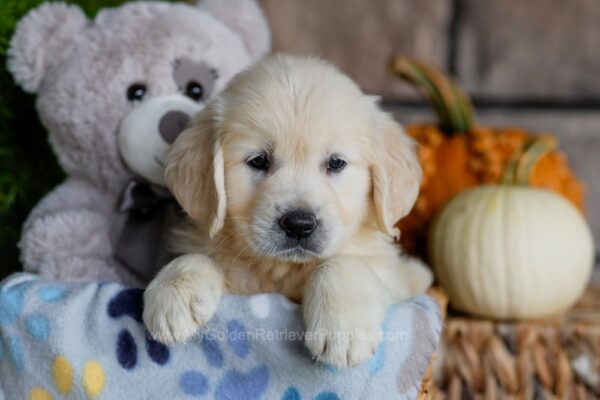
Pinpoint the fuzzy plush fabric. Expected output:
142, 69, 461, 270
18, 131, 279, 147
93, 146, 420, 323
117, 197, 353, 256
6, 0, 270, 285
0, 273, 441, 400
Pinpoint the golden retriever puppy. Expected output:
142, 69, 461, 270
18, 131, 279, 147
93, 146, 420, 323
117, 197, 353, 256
143, 54, 432, 367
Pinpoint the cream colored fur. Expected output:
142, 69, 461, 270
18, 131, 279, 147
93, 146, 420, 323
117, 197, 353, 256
143, 54, 433, 367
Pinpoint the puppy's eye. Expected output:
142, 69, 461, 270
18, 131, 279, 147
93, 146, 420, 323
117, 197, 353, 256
247, 154, 270, 171
127, 83, 147, 102
185, 80, 204, 102
327, 156, 347, 173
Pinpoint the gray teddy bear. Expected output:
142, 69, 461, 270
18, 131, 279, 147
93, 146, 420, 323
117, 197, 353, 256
8, 0, 270, 285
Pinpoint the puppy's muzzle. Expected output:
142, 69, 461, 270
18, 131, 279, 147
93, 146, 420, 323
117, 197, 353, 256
279, 210, 318, 240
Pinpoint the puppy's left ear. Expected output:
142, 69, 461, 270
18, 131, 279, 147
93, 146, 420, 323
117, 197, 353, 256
166, 104, 226, 238
371, 112, 422, 239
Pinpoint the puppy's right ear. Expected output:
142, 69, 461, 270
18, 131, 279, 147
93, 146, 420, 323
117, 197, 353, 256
166, 105, 226, 238
7, 3, 87, 93
370, 110, 422, 239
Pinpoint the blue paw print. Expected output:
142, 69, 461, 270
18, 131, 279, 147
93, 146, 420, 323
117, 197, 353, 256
116, 329, 137, 369
107, 288, 170, 369
38, 285, 68, 303
177, 319, 270, 399
107, 288, 144, 322
282, 387, 302, 400
0, 280, 33, 326
180, 371, 209, 396
367, 304, 396, 376
215, 365, 269, 400
0, 279, 68, 372
226, 320, 250, 358
25, 314, 51, 341
282, 387, 341, 400
200, 335, 224, 368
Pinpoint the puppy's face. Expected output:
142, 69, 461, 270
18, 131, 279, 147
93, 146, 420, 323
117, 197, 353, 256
167, 55, 421, 262
221, 102, 372, 261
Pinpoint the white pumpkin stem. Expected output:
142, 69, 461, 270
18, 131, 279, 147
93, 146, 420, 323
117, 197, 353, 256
501, 136, 558, 186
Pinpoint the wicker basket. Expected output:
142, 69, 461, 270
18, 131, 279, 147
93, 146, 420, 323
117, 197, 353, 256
416, 287, 449, 399
428, 284, 600, 399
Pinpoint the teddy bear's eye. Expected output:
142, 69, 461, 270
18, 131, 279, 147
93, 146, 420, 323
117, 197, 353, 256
126, 83, 147, 102
185, 81, 204, 102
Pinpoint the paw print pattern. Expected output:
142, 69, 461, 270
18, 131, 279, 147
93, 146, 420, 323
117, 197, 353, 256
82, 361, 106, 397
0, 279, 69, 372
25, 314, 51, 341
107, 288, 170, 369
7, 335, 24, 371
0, 279, 107, 399
282, 387, 302, 400
226, 320, 250, 359
367, 305, 395, 376
116, 329, 137, 370
30, 355, 106, 399
314, 392, 342, 400
146, 332, 170, 364
248, 294, 271, 319
29, 387, 52, 400
53, 356, 73, 394
215, 365, 269, 400
200, 335, 224, 368
281, 387, 341, 400
38, 285, 68, 303
176, 318, 270, 399
107, 288, 143, 322
179, 371, 209, 397
0, 280, 32, 326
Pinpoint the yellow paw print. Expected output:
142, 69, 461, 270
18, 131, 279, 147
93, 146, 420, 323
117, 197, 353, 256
29, 355, 106, 399
29, 387, 52, 400
83, 361, 105, 397
53, 356, 73, 394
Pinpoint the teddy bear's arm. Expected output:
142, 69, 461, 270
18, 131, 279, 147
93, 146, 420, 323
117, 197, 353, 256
18, 177, 140, 284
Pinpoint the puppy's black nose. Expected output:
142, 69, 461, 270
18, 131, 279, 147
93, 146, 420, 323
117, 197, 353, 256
159, 110, 191, 144
279, 211, 317, 239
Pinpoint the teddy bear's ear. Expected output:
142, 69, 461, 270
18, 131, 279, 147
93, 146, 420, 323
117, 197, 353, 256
7, 3, 87, 93
199, 0, 271, 62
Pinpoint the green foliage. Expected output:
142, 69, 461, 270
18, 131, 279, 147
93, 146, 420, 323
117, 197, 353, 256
0, 0, 159, 277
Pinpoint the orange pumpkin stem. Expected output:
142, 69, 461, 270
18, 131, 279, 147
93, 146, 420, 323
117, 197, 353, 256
501, 136, 558, 186
390, 56, 475, 134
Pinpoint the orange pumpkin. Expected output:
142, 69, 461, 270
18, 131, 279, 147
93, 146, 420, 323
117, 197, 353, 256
389, 57, 585, 258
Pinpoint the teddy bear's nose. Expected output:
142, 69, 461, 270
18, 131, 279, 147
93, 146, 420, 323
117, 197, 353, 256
159, 110, 191, 144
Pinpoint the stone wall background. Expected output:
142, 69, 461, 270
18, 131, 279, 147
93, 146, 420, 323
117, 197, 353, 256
260, 0, 600, 261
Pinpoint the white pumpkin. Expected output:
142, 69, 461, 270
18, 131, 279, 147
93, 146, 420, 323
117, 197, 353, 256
430, 184, 594, 319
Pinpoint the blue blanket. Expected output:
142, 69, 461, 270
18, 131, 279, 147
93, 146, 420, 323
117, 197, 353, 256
0, 273, 440, 400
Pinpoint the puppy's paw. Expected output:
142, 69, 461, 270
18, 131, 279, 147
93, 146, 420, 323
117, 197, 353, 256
143, 281, 219, 344
401, 255, 434, 295
304, 306, 383, 368
143, 254, 223, 344
303, 256, 390, 368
